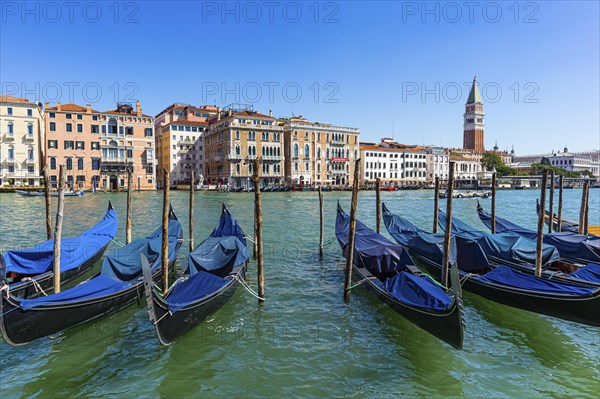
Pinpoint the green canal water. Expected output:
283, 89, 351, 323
0, 189, 599, 398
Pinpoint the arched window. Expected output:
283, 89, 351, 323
50, 157, 56, 170
293, 143, 298, 158
317, 148, 321, 159
235, 130, 240, 140
326, 148, 330, 159
277, 147, 280, 156
78, 157, 84, 170
304, 144, 309, 158
27, 123, 33, 136
235, 145, 240, 155
66, 158, 73, 170
27, 146, 34, 160
108, 118, 118, 134
270, 147, 274, 156
7, 145, 14, 159
346, 149, 349, 159
236, 163, 240, 174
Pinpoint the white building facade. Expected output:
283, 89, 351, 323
0, 95, 43, 186
512, 148, 600, 177
360, 140, 428, 184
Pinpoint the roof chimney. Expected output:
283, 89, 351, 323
57, 102, 62, 111
86, 104, 92, 113
44, 102, 49, 109
136, 100, 142, 116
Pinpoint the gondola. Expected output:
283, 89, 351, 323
536, 199, 600, 236
142, 205, 249, 345
335, 204, 465, 349
1, 202, 118, 299
477, 203, 600, 264
437, 209, 600, 287
382, 203, 600, 326
0, 207, 183, 346
15, 190, 84, 197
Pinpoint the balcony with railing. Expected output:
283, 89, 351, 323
26, 158, 36, 165
24, 133, 35, 141
4, 132, 15, 140
102, 156, 134, 164
227, 154, 242, 160
263, 155, 281, 161
4, 157, 17, 164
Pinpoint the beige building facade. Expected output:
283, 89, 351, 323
282, 116, 360, 186
0, 95, 43, 186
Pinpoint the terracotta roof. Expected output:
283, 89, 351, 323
450, 155, 472, 161
101, 109, 153, 118
45, 103, 99, 112
0, 95, 34, 104
232, 110, 274, 119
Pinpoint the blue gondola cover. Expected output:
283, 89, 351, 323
166, 272, 228, 313
473, 266, 598, 297
383, 272, 452, 311
17, 211, 182, 310
478, 208, 600, 262
568, 263, 600, 283
438, 210, 561, 265
187, 236, 249, 277
3, 205, 118, 276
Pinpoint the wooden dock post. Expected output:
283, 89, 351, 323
491, 172, 497, 234
375, 177, 381, 233
557, 175, 564, 232
442, 162, 455, 287
318, 186, 324, 260
548, 170, 555, 233
161, 169, 170, 295
582, 181, 590, 235
189, 170, 195, 252
344, 159, 361, 302
43, 165, 52, 240
578, 180, 589, 235
253, 159, 265, 302
126, 167, 133, 244
535, 170, 548, 277
433, 176, 439, 233
53, 165, 66, 293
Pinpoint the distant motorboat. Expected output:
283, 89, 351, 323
15, 190, 84, 197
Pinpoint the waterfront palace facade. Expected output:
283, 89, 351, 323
44, 101, 156, 190
155, 103, 218, 188
0, 95, 43, 186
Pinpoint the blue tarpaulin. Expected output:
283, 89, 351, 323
382, 204, 488, 272
165, 205, 248, 312
568, 263, 600, 283
18, 209, 182, 310
336, 205, 453, 311
336, 206, 413, 274
478, 208, 600, 262
166, 271, 228, 313
473, 265, 598, 297
3, 204, 118, 277
437, 210, 561, 265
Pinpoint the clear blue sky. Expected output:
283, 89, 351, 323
1, 1, 598, 154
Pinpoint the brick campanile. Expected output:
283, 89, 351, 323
463, 75, 485, 152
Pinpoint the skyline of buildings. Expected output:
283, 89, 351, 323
1, 75, 598, 189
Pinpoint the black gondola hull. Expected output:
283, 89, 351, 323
409, 251, 600, 326
0, 259, 177, 346
353, 266, 464, 349
147, 264, 247, 345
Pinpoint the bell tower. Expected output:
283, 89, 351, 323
463, 75, 485, 152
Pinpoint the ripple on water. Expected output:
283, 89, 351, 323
1, 190, 599, 398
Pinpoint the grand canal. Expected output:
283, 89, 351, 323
0, 189, 598, 398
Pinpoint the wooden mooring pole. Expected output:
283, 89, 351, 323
582, 181, 590, 236
189, 170, 195, 252
579, 180, 588, 235
442, 162, 455, 287
344, 159, 361, 302
433, 176, 439, 233
548, 170, 555, 233
126, 168, 133, 244
491, 172, 497, 234
535, 170, 548, 277
318, 186, 324, 260
253, 159, 265, 302
43, 165, 52, 240
161, 169, 170, 295
375, 177, 381, 233
557, 175, 564, 232
53, 165, 65, 293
